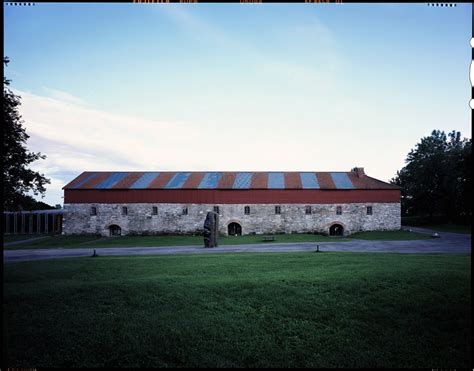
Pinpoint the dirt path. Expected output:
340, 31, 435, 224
4, 229, 470, 263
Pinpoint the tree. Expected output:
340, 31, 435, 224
391, 130, 471, 224
3, 57, 50, 210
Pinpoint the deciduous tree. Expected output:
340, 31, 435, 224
3, 57, 50, 210
391, 130, 471, 224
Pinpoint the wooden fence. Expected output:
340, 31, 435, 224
3, 210, 63, 235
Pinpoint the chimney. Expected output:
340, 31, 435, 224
352, 167, 365, 178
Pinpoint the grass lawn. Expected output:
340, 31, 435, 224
3, 252, 470, 368
4, 230, 433, 250
3, 234, 51, 244
3, 234, 107, 249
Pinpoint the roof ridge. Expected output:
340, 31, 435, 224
364, 175, 401, 189
63, 171, 401, 190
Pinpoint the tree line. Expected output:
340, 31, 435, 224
391, 130, 471, 225
3, 57, 51, 210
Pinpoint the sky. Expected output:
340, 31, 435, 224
4, 2, 472, 207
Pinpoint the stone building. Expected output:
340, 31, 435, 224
62, 168, 401, 237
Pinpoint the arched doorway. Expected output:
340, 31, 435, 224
329, 223, 344, 236
109, 224, 122, 236
228, 222, 242, 236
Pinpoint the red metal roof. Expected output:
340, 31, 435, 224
148, 172, 174, 188
217, 173, 237, 189
81, 172, 113, 189
182, 172, 205, 188
284, 172, 303, 189
315, 172, 336, 189
112, 172, 145, 189
63, 171, 400, 190
251, 172, 268, 189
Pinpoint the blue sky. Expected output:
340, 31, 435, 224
4, 3, 472, 206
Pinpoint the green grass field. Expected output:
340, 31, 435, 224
3, 253, 470, 368
4, 230, 431, 249
3, 234, 51, 243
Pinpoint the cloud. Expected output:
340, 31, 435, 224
160, 5, 343, 88
18, 86, 352, 204
15, 88, 207, 169
15, 88, 220, 205
159, 5, 242, 51
13, 84, 412, 208
43, 87, 87, 106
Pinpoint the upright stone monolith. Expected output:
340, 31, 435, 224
203, 211, 219, 248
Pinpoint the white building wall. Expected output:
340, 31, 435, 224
62, 202, 401, 236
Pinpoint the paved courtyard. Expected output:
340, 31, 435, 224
3, 227, 470, 263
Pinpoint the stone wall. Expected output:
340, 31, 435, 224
63, 202, 400, 236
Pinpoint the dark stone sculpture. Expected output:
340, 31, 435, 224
211, 211, 219, 247
203, 211, 219, 248
203, 214, 211, 248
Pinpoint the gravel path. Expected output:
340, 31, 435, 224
3, 227, 470, 263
